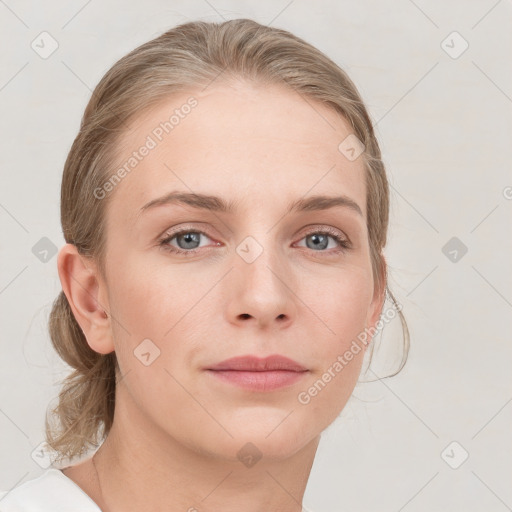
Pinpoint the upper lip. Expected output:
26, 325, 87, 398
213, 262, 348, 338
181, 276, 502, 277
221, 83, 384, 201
207, 355, 308, 372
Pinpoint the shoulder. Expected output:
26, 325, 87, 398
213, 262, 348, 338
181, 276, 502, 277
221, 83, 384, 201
0, 468, 101, 511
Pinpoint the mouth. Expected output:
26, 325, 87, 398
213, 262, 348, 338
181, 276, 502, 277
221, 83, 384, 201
205, 354, 309, 391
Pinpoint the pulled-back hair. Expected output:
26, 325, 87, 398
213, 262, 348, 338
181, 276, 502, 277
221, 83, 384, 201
45, 18, 409, 464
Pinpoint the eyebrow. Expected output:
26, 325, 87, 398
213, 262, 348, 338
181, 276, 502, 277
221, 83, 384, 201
138, 191, 363, 218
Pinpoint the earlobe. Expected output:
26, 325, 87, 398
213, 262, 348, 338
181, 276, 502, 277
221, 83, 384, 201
57, 243, 114, 354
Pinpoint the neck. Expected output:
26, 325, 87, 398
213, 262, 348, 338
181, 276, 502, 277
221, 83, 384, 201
92, 384, 320, 512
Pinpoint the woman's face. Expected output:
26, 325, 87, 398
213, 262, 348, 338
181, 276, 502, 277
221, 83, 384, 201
96, 80, 383, 462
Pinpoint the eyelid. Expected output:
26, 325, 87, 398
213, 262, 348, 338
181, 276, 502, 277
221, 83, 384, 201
300, 224, 349, 241
159, 222, 219, 243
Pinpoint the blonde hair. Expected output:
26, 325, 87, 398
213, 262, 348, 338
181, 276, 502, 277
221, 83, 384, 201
45, 18, 409, 464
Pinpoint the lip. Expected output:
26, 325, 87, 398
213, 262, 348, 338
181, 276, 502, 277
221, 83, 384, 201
207, 354, 307, 372
206, 355, 309, 391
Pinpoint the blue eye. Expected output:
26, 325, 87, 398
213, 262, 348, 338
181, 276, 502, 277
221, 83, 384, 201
159, 227, 350, 257
297, 231, 350, 252
159, 230, 214, 255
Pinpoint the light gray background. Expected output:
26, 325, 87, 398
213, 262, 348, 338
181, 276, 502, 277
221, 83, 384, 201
1, 1, 511, 511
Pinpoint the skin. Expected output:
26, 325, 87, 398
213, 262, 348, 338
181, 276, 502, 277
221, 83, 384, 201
58, 80, 385, 512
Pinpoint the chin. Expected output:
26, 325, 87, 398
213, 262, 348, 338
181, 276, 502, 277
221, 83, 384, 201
203, 410, 323, 464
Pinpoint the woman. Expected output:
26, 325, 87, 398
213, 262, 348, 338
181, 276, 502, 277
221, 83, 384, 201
0, 18, 408, 511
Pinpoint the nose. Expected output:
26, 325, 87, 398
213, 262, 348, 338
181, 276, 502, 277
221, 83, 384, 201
224, 239, 298, 331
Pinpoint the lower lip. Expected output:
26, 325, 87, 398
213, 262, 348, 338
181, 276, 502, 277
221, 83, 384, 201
206, 370, 308, 391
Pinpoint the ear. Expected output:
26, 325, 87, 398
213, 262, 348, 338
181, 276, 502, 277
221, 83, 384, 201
365, 253, 387, 341
57, 243, 114, 355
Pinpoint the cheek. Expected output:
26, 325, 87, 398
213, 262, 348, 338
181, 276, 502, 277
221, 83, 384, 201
294, 266, 374, 415
104, 257, 206, 424
107, 247, 188, 326
304, 265, 374, 348
105, 251, 212, 371
104, 253, 169, 364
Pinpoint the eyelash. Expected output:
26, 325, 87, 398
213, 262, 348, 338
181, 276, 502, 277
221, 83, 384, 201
158, 226, 351, 257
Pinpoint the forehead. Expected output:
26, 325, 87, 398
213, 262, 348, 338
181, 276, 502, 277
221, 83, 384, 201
106, 80, 367, 222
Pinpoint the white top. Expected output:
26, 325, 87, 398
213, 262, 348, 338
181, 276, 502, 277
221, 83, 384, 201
0, 468, 102, 511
